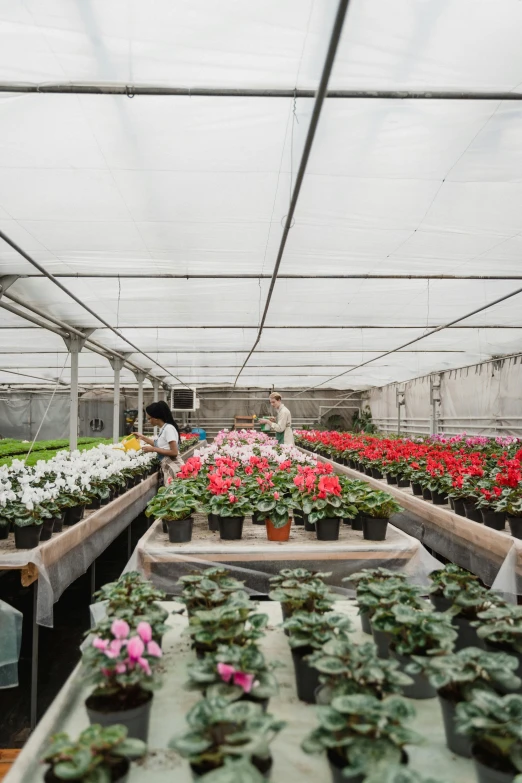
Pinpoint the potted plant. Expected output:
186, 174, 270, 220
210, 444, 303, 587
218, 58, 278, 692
207, 478, 254, 540
186, 644, 279, 711
255, 488, 296, 541
358, 492, 402, 541
146, 481, 202, 543
6, 493, 50, 549
301, 693, 423, 783
366, 582, 425, 659
473, 603, 522, 687
455, 690, 522, 783
429, 564, 494, 650
282, 611, 353, 703
93, 572, 169, 646
268, 568, 334, 621
307, 639, 413, 704
194, 757, 267, 783
177, 568, 246, 617
342, 568, 409, 635
293, 469, 355, 541
82, 619, 163, 741
186, 601, 268, 658
170, 696, 285, 778
382, 604, 458, 699
409, 647, 521, 758
42, 724, 146, 783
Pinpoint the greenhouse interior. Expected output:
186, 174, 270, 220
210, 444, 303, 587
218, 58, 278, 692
2, 2, 522, 782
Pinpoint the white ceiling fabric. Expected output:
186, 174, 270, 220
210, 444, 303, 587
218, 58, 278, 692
0, 1, 522, 390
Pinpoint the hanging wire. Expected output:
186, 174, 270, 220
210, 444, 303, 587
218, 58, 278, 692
24, 352, 71, 462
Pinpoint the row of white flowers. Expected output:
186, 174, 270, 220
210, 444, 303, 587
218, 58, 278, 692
0, 445, 154, 512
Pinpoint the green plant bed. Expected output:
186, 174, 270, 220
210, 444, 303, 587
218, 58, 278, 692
0, 438, 111, 467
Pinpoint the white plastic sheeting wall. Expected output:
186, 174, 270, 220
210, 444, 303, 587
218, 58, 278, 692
0, 2, 522, 390
369, 356, 522, 436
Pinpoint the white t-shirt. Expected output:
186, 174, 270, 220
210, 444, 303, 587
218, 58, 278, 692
155, 423, 179, 451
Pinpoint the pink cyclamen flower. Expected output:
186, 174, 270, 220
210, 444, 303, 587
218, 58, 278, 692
217, 662, 235, 683
137, 622, 152, 644
147, 641, 162, 658
137, 657, 151, 676
104, 639, 123, 659
233, 672, 255, 693
115, 662, 127, 674
127, 636, 145, 661
92, 637, 108, 651
111, 619, 130, 639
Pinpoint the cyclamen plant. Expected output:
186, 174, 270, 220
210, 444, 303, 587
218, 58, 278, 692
186, 644, 279, 703
177, 567, 246, 615
83, 619, 162, 707
268, 568, 335, 617
282, 611, 353, 650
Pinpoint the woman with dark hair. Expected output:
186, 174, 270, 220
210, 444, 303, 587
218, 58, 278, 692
135, 400, 184, 484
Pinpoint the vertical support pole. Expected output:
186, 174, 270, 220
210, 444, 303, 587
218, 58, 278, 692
396, 386, 405, 437
153, 378, 159, 437
63, 330, 94, 451
170, 387, 174, 409
109, 354, 131, 444
134, 371, 146, 434
127, 523, 132, 560
31, 582, 39, 730
430, 374, 442, 437
69, 344, 79, 451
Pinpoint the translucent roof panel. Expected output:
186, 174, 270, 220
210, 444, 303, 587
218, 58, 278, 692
1, 2, 522, 390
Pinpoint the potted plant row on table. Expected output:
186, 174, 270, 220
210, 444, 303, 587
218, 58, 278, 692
145, 430, 402, 544
0, 444, 156, 549
295, 429, 522, 537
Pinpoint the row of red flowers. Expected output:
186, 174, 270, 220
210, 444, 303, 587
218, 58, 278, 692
295, 430, 522, 518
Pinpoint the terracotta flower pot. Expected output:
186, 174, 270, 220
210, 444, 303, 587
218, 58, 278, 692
266, 518, 291, 541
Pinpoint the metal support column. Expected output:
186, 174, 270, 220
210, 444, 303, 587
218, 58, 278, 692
63, 330, 94, 450
31, 582, 39, 730
430, 374, 442, 436
109, 354, 131, 443
396, 386, 406, 437
152, 378, 159, 437
133, 370, 146, 434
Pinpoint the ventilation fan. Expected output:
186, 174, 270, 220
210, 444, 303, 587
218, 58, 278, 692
172, 387, 199, 412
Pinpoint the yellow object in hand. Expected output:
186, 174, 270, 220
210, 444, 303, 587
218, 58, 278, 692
121, 435, 141, 452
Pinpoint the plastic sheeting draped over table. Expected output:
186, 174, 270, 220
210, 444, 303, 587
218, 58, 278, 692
0, 599, 22, 689
129, 513, 441, 596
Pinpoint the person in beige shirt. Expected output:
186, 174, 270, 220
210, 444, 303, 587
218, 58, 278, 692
258, 392, 295, 445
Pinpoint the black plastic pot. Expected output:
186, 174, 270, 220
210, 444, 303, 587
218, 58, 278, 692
293, 510, 305, 526
101, 493, 111, 506
472, 748, 518, 783
422, 488, 432, 501
291, 646, 321, 703
456, 615, 485, 651
87, 497, 102, 510
52, 514, 65, 533
39, 517, 55, 541
0, 525, 8, 540
360, 611, 372, 635
162, 519, 168, 534
439, 692, 472, 757
464, 499, 482, 523
362, 517, 388, 541
390, 650, 436, 699
342, 517, 351, 526
386, 473, 398, 485
207, 513, 220, 531
430, 592, 453, 612
351, 514, 363, 531
371, 468, 383, 479
85, 691, 152, 742
14, 524, 42, 549
316, 517, 340, 541
191, 754, 272, 780
326, 749, 364, 783
218, 516, 244, 540
304, 516, 315, 532
453, 498, 466, 516
365, 467, 373, 476
371, 627, 391, 659
431, 491, 448, 505
449, 497, 455, 510
64, 504, 85, 526
252, 511, 265, 526
481, 510, 505, 530
411, 482, 423, 496
508, 516, 522, 540
167, 516, 193, 543
397, 476, 410, 488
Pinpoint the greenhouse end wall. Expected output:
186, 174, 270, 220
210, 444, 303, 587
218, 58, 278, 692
368, 356, 522, 437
